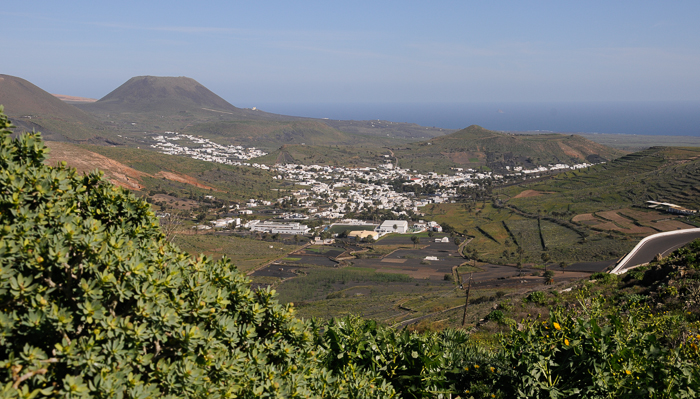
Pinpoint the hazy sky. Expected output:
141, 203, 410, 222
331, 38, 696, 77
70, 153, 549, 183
2, 1, 699, 106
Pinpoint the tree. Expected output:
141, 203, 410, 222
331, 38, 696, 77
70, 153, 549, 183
543, 269, 555, 285
159, 210, 185, 243
411, 235, 420, 248
541, 252, 551, 272
517, 246, 525, 264
0, 109, 395, 398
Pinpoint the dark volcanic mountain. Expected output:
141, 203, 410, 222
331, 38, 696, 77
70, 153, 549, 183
81, 76, 240, 114
0, 74, 106, 141
77, 76, 295, 123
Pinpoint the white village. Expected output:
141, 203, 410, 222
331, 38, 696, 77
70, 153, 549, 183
152, 132, 598, 239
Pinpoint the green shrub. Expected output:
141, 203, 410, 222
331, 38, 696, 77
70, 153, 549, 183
524, 291, 547, 305
322, 316, 498, 398
0, 109, 396, 398
484, 310, 506, 324
496, 300, 512, 312
591, 272, 618, 284
494, 305, 700, 398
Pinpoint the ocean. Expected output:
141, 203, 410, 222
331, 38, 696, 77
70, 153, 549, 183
252, 101, 700, 136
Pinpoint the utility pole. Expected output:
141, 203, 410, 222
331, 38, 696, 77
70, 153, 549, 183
461, 273, 473, 327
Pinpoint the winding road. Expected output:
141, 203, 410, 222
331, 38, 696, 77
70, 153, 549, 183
610, 228, 700, 274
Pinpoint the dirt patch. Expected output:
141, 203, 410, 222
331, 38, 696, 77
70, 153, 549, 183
155, 171, 220, 191
595, 210, 656, 234
618, 208, 678, 223
513, 190, 553, 199
381, 258, 407, 264
444, 151, 484, 165
572, 213, 596, 222
152, 194, 199, 210
52, 94, 97, 103
596, 210, 633, 225
652, 220, 696, 231
557, 141, 585, 159
45, 141, 147, 190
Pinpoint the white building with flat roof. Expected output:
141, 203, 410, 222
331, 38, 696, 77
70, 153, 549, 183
377, 220, 409, 234
249, 221, 310, 235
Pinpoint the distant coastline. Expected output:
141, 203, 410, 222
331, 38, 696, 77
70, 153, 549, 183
251, 101, 700, 136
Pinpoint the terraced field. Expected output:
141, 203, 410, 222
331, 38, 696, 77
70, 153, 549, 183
504, 219, 543, 253
571, 208, 694, 234
506, 147, 700, 216
539, 219, 583, 249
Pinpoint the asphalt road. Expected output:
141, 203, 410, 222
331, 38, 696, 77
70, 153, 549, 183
611, 228, 700, 274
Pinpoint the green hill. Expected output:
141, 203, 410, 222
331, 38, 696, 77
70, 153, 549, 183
395, 125, 626, 173
507, 145, 700, 213
0, 74, 111, 141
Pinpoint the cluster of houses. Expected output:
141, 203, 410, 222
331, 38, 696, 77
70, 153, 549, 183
151, 131, 608, 232
197, 215, 444, 242
506, 163, 594, 174
151, 132, 268, 164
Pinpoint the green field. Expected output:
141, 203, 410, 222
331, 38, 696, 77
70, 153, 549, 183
173, 233, 301, 272
277, 267, 414, 303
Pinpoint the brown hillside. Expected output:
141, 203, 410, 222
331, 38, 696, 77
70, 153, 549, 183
0, 75, 104, 141
44, 142, 216, 192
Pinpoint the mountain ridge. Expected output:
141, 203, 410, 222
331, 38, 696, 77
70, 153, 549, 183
0, 74, 107, 141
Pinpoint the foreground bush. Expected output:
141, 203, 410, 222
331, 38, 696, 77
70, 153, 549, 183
321, 317, 492, 398
493, 303, 700, 398
0, 108, 395, 398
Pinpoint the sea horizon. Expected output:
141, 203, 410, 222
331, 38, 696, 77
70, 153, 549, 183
250, 100, 700, 137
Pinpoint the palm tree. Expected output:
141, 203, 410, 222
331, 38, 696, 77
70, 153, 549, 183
541, 252, 551, 272
516, 246, 525, 265
411, 235, 420, 248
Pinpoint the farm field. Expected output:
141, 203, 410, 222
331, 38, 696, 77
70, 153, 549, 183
173, 233, 302, 272
571, 208, 695, 234
327, 224, 377, 234
246, 231, 606, 329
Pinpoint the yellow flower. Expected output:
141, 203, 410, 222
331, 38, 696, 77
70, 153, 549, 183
553, 322, 561, 330
474, 364, 480, 369
490, 367, 495, 372
564, 339, 569, 346
625, 370, 632, 375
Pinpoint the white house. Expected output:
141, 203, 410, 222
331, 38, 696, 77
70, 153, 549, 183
249, 221, 310, 235
377, 220, 409, 234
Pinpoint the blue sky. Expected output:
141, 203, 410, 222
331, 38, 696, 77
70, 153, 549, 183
2, 1, 699, 106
